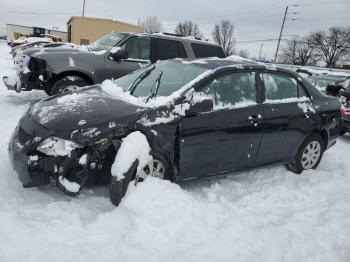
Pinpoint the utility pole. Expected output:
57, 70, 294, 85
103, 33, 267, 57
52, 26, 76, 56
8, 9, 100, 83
258, 44, 264, 60
82, 0, 86, 17
292, 40, 296, 64
274, 6, 289, 63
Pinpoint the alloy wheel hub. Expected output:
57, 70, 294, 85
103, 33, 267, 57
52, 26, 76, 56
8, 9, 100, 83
301, 141, 321, 169
135, 159, 165, 184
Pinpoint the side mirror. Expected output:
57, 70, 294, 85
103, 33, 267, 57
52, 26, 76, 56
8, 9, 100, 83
109, 49, 128, 61
186, 98, 213, 116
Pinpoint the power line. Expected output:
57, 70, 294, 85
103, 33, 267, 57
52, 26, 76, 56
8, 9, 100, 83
159, 6, 286, 21
298, 0, 350, 6
158, 1, 348, 22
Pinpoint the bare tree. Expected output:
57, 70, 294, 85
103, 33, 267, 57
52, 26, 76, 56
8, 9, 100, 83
280, 37, 318, 66
212, 20, 235, 56
175, 20, 203, 38
237, 49, 250, 58
141, 16, 162, 33
308, 27, 350, 68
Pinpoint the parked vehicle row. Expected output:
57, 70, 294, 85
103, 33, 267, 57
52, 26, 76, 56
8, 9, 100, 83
3, 32, 225, 95
305, 74, 350, 133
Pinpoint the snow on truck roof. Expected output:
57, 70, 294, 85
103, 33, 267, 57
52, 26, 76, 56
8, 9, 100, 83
127, 32, 220, 46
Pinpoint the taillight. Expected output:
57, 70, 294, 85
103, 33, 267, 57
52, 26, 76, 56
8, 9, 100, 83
340, 105, 346, 117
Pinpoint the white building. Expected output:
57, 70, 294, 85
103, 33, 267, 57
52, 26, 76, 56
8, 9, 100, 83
6, 24, 67, 42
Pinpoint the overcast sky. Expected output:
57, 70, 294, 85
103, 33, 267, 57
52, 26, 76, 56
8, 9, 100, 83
0, 0, 349, 60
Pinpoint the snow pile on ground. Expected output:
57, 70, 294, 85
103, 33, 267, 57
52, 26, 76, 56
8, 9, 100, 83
0, 43, 350, 261
58, 176, 80, 193
111, 131, 152, 180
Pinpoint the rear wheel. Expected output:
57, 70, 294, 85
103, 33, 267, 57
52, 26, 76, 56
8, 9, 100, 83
48, 75, 89, 95
109, 152, 171, 206
287, 133, 325, 174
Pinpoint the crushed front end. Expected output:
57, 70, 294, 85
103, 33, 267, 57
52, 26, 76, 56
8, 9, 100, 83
8, 116, 120, 195
3, 55, 49, 93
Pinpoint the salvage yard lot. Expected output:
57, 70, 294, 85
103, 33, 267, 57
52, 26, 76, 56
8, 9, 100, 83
0, 43, 349, 262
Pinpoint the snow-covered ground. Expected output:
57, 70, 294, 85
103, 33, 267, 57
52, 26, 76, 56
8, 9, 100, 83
0, 43, 349, 262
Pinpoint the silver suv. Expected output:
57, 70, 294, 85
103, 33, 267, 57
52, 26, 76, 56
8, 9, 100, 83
3, 32, 225, 95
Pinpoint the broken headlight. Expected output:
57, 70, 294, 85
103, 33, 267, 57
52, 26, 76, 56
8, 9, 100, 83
37, 137, 83, 156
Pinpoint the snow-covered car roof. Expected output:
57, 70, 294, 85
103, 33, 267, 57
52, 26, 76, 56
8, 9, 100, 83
175, 56, 290, 73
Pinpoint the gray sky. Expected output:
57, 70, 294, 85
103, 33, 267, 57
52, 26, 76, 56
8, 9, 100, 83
0, 0, 349, 60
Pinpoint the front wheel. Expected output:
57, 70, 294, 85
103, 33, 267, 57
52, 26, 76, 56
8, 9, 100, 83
109, 152, 171, 206
48, 76, 89, 95
287, 133, 325, 174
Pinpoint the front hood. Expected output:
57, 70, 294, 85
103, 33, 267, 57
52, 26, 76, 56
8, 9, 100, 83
28, 86, 147, 142
23, 47, 100, 58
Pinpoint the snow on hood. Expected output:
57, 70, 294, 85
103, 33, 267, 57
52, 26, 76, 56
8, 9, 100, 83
28, 87, 144, 139
31, 91, 99, 125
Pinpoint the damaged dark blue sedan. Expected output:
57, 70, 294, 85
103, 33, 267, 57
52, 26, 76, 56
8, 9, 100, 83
9, 58, 343, 206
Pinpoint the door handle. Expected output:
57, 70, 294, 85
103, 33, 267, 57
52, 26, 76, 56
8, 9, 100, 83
248, 114, 262, 126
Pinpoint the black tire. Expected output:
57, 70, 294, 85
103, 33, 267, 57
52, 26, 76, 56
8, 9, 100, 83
48, 75, 88, 96
287, 133, 325, 174
109, 151, 172, 207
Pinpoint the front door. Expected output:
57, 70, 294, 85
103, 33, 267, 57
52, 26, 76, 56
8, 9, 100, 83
178, 71, 263, 179
256, 71, 316, 165
104, 36, 152, 80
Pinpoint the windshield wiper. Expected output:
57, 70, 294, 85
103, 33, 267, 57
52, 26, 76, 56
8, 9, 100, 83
146, 71, 163, 102
128, 65, 156, 94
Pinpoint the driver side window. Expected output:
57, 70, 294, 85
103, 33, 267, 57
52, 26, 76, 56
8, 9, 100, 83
120, 37, 151, 60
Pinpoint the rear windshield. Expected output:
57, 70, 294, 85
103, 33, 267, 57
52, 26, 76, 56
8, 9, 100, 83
191, 43, 225, 58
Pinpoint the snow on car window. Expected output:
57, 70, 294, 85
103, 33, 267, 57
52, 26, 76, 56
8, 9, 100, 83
263, 73, 299, 101
196, 71, 257, 110
262, 74, 278, 94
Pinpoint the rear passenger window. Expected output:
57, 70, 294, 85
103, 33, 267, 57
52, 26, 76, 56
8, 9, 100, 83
157, 39, 187, 60
263, 73, 303, 101
191, 43, 225, 58
196, 72, 257, 109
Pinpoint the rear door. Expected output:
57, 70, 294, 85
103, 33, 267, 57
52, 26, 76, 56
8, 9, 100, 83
256, 71, 316, 165
154, 38, 187, 61
104, 36, 152, 80
178, 71, 263, 179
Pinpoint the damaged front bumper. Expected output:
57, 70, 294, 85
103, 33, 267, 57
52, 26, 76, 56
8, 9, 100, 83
9, 122, 117, 192
3, 56, 48, 93
8, 126, 50, 187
